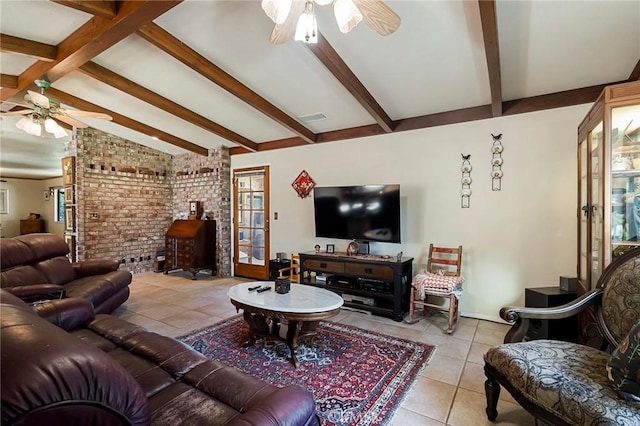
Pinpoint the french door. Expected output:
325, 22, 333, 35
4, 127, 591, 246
233, 166, 270, 280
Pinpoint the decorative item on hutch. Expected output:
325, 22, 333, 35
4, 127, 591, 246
491, 133, 503, 191
461, 154, 472, 208
291, 170, 316, 198
346, 240, 359, 256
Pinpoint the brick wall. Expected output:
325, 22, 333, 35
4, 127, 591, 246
72, 128, 231, 276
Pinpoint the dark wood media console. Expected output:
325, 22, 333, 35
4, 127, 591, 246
299, 252, 413, 322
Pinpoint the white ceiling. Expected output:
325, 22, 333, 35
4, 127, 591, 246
0, 0, 638, 179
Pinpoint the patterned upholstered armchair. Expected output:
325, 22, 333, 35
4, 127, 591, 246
484, 248, 640, 425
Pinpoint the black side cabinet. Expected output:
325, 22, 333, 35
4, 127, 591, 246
525, 286, 577, 342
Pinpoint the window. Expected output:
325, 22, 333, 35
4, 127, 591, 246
54, 188, 65, 223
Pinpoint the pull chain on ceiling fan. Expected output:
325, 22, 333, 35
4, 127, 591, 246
0, 79, 112, 139
262, 0, 400, 45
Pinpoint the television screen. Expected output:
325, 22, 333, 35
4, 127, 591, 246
313, 185, 401, 243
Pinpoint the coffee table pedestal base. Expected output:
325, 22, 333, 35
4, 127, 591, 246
235, 308, 339, 368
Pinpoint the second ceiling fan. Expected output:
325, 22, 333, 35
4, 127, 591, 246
1, 79, 112, 138
262, 0, 401, 44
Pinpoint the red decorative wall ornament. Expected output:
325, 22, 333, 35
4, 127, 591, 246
291, 170, 316, 198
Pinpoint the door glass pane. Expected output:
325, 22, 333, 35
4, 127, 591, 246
611, 104, 640, 258
236, 171, 266, 266
591, 122, 603, 286
579, 140, 588, 282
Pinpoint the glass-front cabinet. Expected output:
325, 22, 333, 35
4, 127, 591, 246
578, 81, 640, 293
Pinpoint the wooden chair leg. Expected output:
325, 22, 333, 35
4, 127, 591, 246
484, 373, 501, 421
405, 288, 420, 324
446, 294, 459, 334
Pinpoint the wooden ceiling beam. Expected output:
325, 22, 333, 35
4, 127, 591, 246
0, 34, 57, 62
231, 81, 625, 156
307, 33, 394, 133
0, 74, 19, 89
78, 62, 259, 152
136, 22, 317, 144
0, 1, 182, 101
51, 0, 118, 19
46, 87, 208, 156
478, 0, 502, 117
502, 82, 624, 116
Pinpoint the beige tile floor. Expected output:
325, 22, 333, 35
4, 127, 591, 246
113, 271, 536, 425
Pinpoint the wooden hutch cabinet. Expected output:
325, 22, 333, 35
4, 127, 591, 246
577, 81, 640, 342
164, 220, 216, 280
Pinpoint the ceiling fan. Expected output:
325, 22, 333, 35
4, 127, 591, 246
0, 79, 112, 138
262, 0, 401, 44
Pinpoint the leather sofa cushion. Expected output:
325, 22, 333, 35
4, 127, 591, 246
15, 233, 69, 262
0, 265, 48, 288
36, 256, 77, 285
0, 238, 35, 270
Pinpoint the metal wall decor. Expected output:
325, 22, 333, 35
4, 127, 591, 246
461, 154, 472, 208
491, 133, 503, 191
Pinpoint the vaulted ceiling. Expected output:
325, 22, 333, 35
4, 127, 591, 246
1, 0, 639, 179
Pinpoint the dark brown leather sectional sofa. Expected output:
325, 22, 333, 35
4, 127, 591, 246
0, 290, 319, 425
0, 233, 131, 313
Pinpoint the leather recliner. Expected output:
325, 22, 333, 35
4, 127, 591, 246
0, 233, 131, 313
0, 290, 319, 426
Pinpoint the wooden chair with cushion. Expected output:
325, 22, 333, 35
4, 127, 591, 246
277, 254, 300, 283
406, 244, 463, 334
484, 248, 640, 425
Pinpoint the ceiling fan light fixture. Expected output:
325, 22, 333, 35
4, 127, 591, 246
16, 116, 41, 137
334, 0, 362, 34
44, 118, 67, 139
295, 1, 318, 43
261, 0, 293, 24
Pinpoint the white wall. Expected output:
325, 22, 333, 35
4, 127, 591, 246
231, 104, 590, 322
0, 177, 64, 238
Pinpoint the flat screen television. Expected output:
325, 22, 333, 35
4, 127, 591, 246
313, 184, 401, 243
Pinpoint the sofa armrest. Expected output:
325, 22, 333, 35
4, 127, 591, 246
32, 298, 95, 331
72, 259, 120, 277
500, 288, 603, 343
4, 284, 65, 302
1, 304, 151, 426
185, 361, 318, 426
227, 386, 319, 426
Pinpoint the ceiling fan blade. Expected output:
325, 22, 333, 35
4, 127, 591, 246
0, 109, 35, 116
62, 109, 113, 121
27, 90, 50, 109
353, 0, 401, 36
269, 0, 305, 44
51, 113, 88, 129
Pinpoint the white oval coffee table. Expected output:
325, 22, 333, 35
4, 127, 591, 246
228, 282, 343, 368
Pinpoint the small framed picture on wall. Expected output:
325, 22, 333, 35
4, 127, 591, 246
64, 186, 74, 205
326, 244, 335, 254
65, 206, 75, 231
61, 156, 75, 186
64, 234, 76, 262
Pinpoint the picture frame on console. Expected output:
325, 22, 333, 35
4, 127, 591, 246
326, 244, 335, 254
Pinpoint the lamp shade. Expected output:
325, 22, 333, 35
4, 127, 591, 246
261, 0, 293, 24
44, 118, 67, 138
294, 1, 317, 43
334, 0, 362, 33
16, 116, 41, 136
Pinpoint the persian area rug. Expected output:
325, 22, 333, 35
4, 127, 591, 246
177, 315, 435, 426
